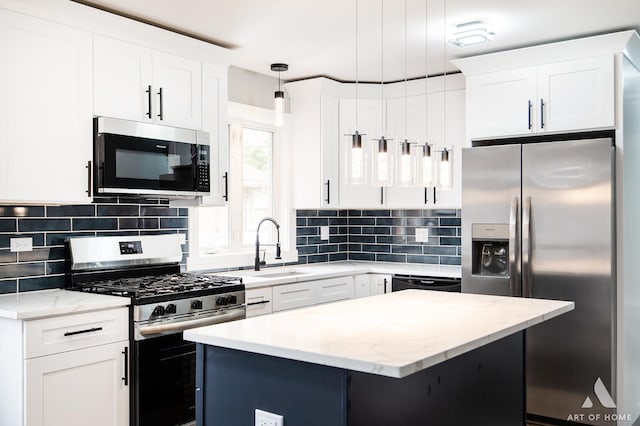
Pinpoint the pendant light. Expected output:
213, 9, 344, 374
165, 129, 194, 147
271, 63, 288, 127
346, 0, 366, 184
421, 0, 433, 188
373, 0, 394, 186
398, 0, 415, 187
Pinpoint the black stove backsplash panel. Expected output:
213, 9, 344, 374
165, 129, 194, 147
0, 197, 188, 294
296, 209, 461, 266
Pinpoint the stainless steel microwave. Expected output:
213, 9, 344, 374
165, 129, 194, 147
94, 117, 210, 198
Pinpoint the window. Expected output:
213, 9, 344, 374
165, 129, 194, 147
189, 102, 293, 270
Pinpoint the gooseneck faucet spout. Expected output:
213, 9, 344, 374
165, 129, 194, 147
255, 217, 281, 271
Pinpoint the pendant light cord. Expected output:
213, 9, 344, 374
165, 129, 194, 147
425, 0, 429, 146
380, 0, 384, 137
355, 0, 359, 130
443, 0, 447, 149
404, 0, 408, 141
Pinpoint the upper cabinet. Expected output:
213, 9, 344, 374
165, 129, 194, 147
465, 56, 614, 140
453, 32, 632, 141
0, 9, 93, 204
94, 35, 203, 130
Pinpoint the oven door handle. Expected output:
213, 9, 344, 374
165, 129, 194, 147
138, 309, 245, 336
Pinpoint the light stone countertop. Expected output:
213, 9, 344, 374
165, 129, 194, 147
214, 261, 461, 289
0, 289, 130, 320
184, 289, 574, 378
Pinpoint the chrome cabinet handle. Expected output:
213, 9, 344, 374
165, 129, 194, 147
508, 196, 520, 296
540, 99, 545, 129
522, 197, 532, 298
527, 100, 533, 130
145, 85, 152, 119
157, 87, 164, 120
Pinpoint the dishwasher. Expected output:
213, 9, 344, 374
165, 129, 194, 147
391, 274, 461, 292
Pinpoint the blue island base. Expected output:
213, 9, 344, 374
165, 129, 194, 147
195, 332, 525, 426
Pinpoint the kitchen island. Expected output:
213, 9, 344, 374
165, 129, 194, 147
185, 290, 573, 426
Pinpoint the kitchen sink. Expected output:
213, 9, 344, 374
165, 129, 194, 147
257, 271, 309, 278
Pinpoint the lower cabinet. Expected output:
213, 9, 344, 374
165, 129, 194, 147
0, 307, 129, 426
246, 287, 274, 318
354, 274, 392, 298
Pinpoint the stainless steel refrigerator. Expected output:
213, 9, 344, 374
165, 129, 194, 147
461, 135, 615, 425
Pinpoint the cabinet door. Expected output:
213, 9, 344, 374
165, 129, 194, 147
153, 51, 202, 129
466, 67, 537, 140
0, 9, 92, 204
272, 282, 316, 312
316, 276, 354, 304
339, 98, 385, 208
538, 56, 615, 133
354, 275, 371, 298
321, 95, 340, 207
25, 341, 129, 426
93, 35, 153, 122
246, 287, 273, 317
370, 274, 391, 295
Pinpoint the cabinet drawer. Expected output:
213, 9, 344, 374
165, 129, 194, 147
246, 287, 273, 318
24, 308, 129, 359
272, 282, 315, 312
316, 277, 354, 304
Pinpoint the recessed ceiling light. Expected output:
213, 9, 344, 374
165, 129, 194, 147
448, 21, 495, 47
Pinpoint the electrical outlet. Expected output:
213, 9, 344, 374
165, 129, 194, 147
10, 237, 33, 252
255, 409, 283, 426
415, 228, 429, 243
320, 226, 330, 241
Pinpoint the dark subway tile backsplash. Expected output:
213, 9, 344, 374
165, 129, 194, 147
296, 209, 461, 267
0, 197, 189, 294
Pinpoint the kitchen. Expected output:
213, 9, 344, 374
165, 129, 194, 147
0, 0, 639, 425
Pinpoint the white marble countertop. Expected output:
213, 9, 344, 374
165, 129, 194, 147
185, 290, 574, 378
215, 261, 461, 289
0, 289, 130, 320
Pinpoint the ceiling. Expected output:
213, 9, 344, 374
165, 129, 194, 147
78, 0, 640, 82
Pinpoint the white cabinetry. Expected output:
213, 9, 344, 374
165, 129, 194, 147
464, 56, 614, 140
93, 34, 202, 130
354, 274, 390, 298
0, 9, 92, 204
246, 286, 273, 318
0, 307, 129, 426
272, 277, 355, 312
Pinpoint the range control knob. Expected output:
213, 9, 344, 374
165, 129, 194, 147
165, 303, 177, 314
216, 297, 227, 306
227, 295, 237, 305
152, 305, 165, 316
191, 300, 203, 310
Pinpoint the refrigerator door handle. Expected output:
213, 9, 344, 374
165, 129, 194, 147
522, 196, 532, 298
509, 196, 520, 296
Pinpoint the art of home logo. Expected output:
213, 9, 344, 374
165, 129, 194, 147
567, 377, 632, 423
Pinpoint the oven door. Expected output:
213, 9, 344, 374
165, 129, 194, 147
134, 332, 197, 426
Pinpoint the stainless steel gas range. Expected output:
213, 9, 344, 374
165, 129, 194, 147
65, 234, 245, 426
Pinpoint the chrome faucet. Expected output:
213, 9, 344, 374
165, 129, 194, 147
255, 217, 281, 271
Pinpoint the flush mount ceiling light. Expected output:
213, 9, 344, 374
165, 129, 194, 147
270, 63, 288, 127
448, 21, 495, 47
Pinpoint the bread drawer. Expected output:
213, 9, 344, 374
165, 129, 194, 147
24, 307, 129, 359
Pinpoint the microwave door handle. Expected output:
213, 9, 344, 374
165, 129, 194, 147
522, 197, 532, 298
508, 196, 519, 296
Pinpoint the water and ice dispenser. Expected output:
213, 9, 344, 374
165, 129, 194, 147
471, 224, 510, 277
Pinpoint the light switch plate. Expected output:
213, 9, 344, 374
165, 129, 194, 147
255, 409, 283, 426
320, 226, 330, 241
415, 228, 429, 243
10, 237, 33, 252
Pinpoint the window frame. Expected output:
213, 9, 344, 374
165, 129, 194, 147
186, 101, 296, 271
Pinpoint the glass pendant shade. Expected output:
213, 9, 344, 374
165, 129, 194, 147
398, 140, 415, 187
421, 144, 433, 186
274, 90, 285, 127
375, 137, 394, 186
346, 131, 366, 184
438, 148, 453, 190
